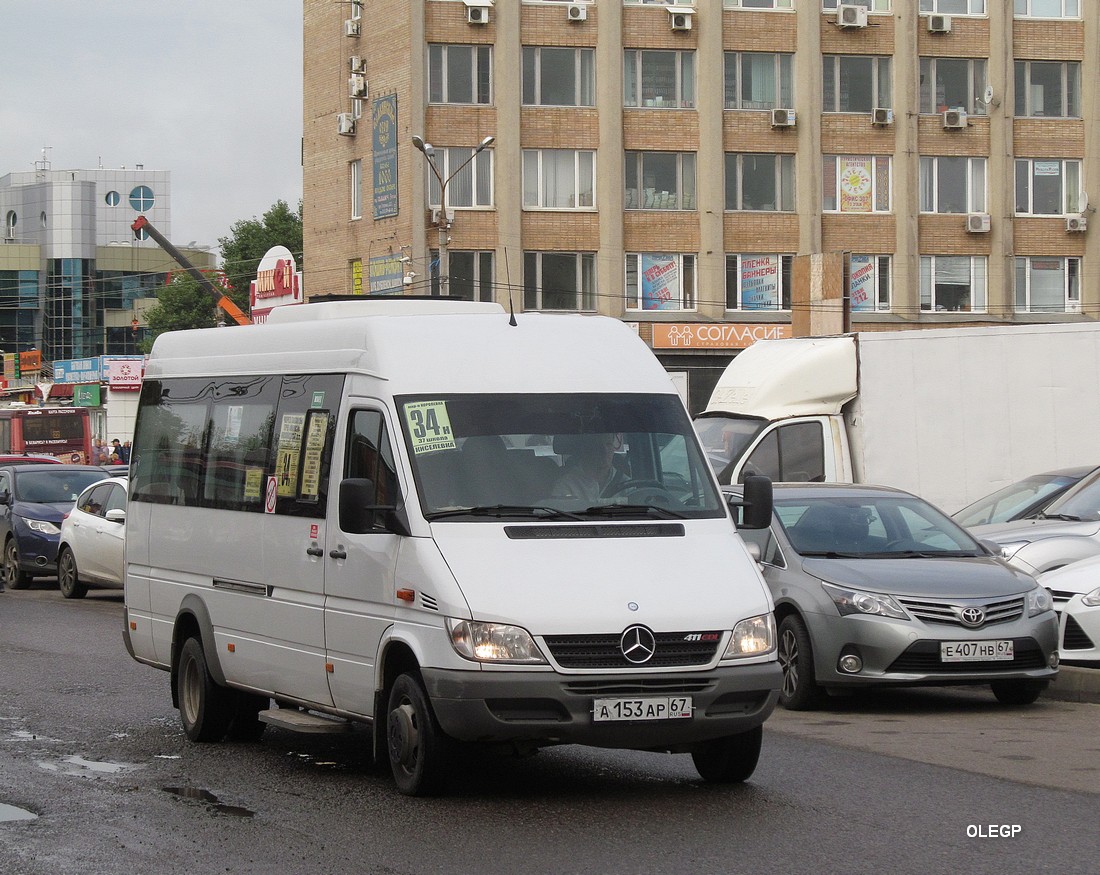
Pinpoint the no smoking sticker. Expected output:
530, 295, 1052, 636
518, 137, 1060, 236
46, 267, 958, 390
265, 476, 278, 514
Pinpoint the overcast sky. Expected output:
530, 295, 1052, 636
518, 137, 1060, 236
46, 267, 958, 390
1, 1, 303, 251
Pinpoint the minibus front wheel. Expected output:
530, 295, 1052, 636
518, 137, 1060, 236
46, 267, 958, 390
178, 636, 233, 742
386, 672, 452, 796
691, 725, 763, 783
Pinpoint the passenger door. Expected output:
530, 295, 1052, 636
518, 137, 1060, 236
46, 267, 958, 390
324, 406, 402, 716
71, 483, 113, 582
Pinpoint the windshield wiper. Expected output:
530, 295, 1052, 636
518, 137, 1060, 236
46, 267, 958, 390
798, 550, 866, 559
861, 550, 978, 559
424, 505, 584, 521
1037, 512, 1086, 522
581, 504, 688, 520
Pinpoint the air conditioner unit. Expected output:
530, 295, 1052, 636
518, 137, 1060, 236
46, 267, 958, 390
344, 18, 360, 37
872, 107, 894, 126
837, 4, 868, 29
928, 14, 952, 33
1066, 214, 1088, 232
566, 3, 587, 21
943, 109, 967, 130
430, 207, 455, 226
466, 3, 491, 24
967, 213, 991, 233
669, 10, 693, 31
349, 75, 367, 98
349, 56, 365, 74
771, 108, 796, 128
337, 113, 356, 136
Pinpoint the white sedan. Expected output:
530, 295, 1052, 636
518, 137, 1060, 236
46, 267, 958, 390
1039, 556, 1100, 667
56, 476, 127, 599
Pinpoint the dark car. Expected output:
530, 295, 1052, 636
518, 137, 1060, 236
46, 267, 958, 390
0, 464, 110, 590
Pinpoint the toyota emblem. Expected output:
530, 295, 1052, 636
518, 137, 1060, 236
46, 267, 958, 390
620, 625, 656, 664
959, 606, 986, 628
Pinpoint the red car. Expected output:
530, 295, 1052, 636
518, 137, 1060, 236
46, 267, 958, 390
0, 455, 63, 466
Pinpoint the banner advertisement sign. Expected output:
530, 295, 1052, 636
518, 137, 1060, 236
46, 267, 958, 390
52, 358, 103, 384
73, 384, 101, 407
850, 255, 875, 311
368, 255, 404, 295
372, 95, 399, 219
651, 323, 792, 350
740, 255, 782, 310
839, 157, 873, 213
104, 356, 144, 391
640, 255, 679, 310
250, 246, 303, 324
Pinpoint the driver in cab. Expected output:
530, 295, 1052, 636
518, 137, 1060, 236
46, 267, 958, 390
551, 433, 627, 502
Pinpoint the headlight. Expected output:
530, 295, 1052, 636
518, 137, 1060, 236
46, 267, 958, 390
997, 540, 1031, 562
1082, 587, 1100, 608
446, 619, 547, 664
1028, 586, 1053, 617
822, 582, 908, 620
722, 613, 775, 659
26, 519, 61, 536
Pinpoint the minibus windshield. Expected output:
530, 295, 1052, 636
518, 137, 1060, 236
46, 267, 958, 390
396, 393, 726, 520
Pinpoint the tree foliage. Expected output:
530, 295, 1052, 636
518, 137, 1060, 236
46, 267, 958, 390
219, 199, 304, 300
139, 273, 223, 353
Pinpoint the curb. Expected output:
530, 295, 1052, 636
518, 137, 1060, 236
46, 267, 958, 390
1042, 665, 1100, 704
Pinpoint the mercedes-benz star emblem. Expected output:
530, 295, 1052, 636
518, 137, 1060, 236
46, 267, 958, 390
620, 625, 656, 664
959, 606, 986, 627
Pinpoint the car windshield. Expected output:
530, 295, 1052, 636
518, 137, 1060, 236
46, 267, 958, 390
953, 474, 1079, 527
693, 414, 766, 481
1039, 468, 1100, 522
397, 392, 725, 520
776, 494, 983, 557
14, 470, 107, 504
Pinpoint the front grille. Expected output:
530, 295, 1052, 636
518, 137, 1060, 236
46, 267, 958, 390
886, 638, 1046, 673
1062, 615, 1095, 651
544, 631, 720, 669
897, 596, 1024, 627
564, 677, 716, 696
1049, 589, 1078, 610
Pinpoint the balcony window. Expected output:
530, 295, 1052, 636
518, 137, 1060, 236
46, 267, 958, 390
522, 150, 596, 209
920, 256, 987, 312
919, 0, 985, 13
522, 47, 595, 107
723, 53, 793, 110
523, 252, 597, 311
428, 45, 492, 105
725, 154, 795, 212
1014, 0, 1080, 16
920, 58, 987, 116
823, 56, 891, 114
1014, 159, 1081, 215
626, 254, 697, 311
1014, 61, 1081, 118
919, 157, 987, 214
625, 51, 695, 109
1015, 257, 1081, 313
625, 152, 697, 210
426, 147, 494, 209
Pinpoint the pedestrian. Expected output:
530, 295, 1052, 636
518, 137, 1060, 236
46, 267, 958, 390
111, 439, 123, 462
119, 441, 131, 464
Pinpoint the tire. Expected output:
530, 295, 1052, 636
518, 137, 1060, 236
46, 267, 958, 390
692, 725, 763, 783
777, 614, 824, 711
4, 539, 33, 590
57, 548, 88, 600
225, 692, 268, 742
386, 672, 452, 796
177, 636, 233, 742
991, 679, 1045, 706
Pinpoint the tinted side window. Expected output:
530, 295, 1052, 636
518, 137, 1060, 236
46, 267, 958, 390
130, 378, 210, 506
80, 484, 112, 517
346, 409, 400, 512
272, 375, 343, 518
204, 377, 281, 511
739, 422, 825, 483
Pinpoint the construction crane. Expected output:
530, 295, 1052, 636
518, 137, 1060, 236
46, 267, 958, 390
131, 215, 252, 326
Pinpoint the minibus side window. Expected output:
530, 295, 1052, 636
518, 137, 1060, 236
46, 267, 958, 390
346, 410, 400, 512
131, 378, 210, 506
270, 374, 343, 518
204, 377, 280, 511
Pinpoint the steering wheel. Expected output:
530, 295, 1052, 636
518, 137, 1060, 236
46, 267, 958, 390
607, 479, 677, 505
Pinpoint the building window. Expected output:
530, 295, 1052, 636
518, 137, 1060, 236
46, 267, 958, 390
625, 254, 696, 311
822, 56, 891, 114
351, 0, 362, 19
426, 147, 494, 209
823, 156, 892, 213
920, 58, 988, 116
725, 254, 794, 311
129, 185, 154, 211
625, 1, 695, 5
105, 191, 120, 207
1015, 0, 1080, 16
723, 53, 793, 110
350, 160, 362, 220
1015, 257, 1081, 313
522, 47, 595, 107
624, 50, 695, 109
920, 256, 987, 312
726, 0, 795, 8
725, 154, 795, 211
428, 45, 492, 105
625, 152, 697, 210
920, 157, 987, 214
1015, 159, 1081, 215
523, 252, 596, 311
5, 211, 16, 238
1014, 61, 1080, 118
823, 1, 889, 10
432, 250, 495, 302
919, 0, 985, 13
522, 150, 596, 209
850, 255, 892, 312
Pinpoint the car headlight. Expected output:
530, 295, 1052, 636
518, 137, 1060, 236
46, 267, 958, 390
1028, 586, 1053, 617
446, 619, 547, 664
722, 613, 776, 659
997, 540, 1031, 562
25, 519, 61, 536
1081, 587, 1100, 608
822, 582, 909, 620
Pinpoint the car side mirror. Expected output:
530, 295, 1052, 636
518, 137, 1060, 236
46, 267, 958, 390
738, 475, 773, 530
105, 509, 126, 524
339, 478, 410, 536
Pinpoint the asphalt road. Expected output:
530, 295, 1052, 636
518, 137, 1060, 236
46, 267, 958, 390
2, 586, 1098, 875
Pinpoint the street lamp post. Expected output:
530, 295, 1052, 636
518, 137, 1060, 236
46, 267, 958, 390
412, 134, 494, 296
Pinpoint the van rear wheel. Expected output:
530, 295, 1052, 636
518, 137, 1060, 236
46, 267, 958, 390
691, 725, 763, 783
177, 636, 233, 742
386, 672, 452, 796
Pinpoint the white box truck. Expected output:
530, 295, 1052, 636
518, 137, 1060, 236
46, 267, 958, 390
695, 323, 1100, 513
123, 299, 781, 795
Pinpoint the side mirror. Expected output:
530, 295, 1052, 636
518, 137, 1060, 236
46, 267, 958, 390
0, 491, 9, 506
105, 509, 126, 524
739, 475, 774, 530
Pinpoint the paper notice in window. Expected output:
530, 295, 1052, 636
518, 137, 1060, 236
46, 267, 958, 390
276, 413, 305, 497
404, 401, 456, 455
300, 412, 329, 502
244, 467, 264, 500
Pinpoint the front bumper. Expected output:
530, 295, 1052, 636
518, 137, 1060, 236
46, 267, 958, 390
422, 661, 781, 750
1060, 598, 1100, 666
11, 528, 60, 576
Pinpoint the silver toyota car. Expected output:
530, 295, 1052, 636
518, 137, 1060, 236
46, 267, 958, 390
726, 483, 1059, 710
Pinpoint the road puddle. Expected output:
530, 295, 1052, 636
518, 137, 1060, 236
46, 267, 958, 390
36, 755, 138, 777
0, 802, 38, 823
163, 786, 255, 818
